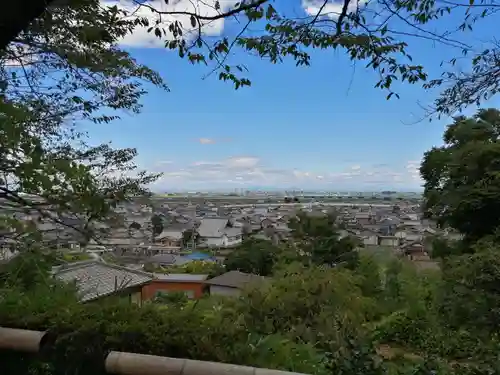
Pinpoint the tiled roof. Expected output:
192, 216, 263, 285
53, 261, 153, 302
205, 271, 267, 289
197, 218, 229, 238
146, 254, 191, 265
156, 229, 184, 240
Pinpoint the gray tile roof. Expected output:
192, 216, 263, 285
145, 254, 191, 266
53, 261, 153, 302
197, 218, 229, 238
155, 229, 184, 240
205, 271, 267, 289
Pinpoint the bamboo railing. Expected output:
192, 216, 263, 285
0, 327, 308, 375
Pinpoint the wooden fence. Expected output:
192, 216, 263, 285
0, 327, 308, 375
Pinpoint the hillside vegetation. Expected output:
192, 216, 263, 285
3, 0, 500, 374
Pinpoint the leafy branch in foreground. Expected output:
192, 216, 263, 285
4, 0, 500, 115
124, 0, 500, 114
0, 0, 166, 247
131, 0, 428, 96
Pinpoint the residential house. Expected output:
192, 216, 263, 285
0, 239, 18, 263
198, 207, 219, 217
261, 218, 274, 229
253, 207, 268, 216
378, 217, 400, 235
142, 273, 209, 300
35, 221, 84, 249
144, 254, 191, 268
400, 219, 422, 229
395, 227, 423, 242
197, 217, 243, 248
355, 212, 375, 226
394, 229, 407, 240
358, 229, 379, 246
100, 237, 142, 251
401, 213, 420, 221
405, 229, 423, 242
154, 227, 185, 250
400, 241, 429, 260
205, 270, 267, 297
378, 235, 399, 247
53, 261, 153, 304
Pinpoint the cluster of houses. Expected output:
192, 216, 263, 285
52, 260, 264, 303
1, 197, 461, 262
101, 200, 459, 262
0, 196, 464, 304
335, 206, 462, 261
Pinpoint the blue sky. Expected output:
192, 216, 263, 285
90, 0, 498, 192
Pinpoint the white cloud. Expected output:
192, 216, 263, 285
102, 0, 239, 47
98, 0, 372, 48
196, 137, 232, 144
406, 160, 422, 182
198, 138, 216, 144
225, 156, 259, 169
147, 157, 424, 190
302, 0, 366, 18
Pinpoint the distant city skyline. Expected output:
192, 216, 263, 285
155, 188, 424, 194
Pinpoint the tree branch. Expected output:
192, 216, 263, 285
132, 0, 269, 21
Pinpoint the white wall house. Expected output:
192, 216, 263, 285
359, 230, 379, 246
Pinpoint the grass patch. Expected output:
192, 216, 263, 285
61, 252, 92, 262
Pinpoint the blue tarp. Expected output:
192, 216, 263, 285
185, 252, 214, 261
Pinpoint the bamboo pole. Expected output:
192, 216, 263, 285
0, 327, 309, 375
105, 351, 307, 375
0, 327, 47, 353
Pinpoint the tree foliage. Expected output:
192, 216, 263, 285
224, 238, 278, 276
439, 247, 500, 334
114, 0, 500, 116
0, 0, 165, 247
289, 212, 360, 267
182, 229, 199, 247
421, 108, 500, 242
4, 232, 500, 375
151, 215, 164, 237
